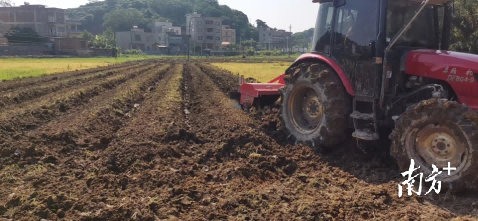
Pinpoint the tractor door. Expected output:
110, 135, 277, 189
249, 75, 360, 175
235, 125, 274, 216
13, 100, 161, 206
330, 0, 381, 98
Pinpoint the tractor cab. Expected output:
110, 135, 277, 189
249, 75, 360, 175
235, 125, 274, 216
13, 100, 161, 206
311, 0, 453, 140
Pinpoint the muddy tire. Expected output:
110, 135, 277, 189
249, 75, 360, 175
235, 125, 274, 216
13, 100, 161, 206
390, 99, 478, 190
280, 62, 350, 147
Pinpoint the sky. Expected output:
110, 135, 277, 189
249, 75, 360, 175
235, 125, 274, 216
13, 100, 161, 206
11, 0, 318, 33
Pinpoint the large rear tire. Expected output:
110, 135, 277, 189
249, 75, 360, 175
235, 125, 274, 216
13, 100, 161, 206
280, 62, 350, 147
390, 99, 478, 190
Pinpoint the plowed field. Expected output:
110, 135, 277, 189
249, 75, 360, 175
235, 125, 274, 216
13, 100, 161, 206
0, 60, 477, 221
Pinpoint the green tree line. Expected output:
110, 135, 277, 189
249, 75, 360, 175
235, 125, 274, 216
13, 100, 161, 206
450, 0, 478, 53
68, 0, 259, 42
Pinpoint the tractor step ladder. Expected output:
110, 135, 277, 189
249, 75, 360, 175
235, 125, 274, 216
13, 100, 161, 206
350, 96, 380, 141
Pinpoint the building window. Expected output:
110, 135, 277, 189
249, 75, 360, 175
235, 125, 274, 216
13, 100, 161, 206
216, 29, 220, 33
207, 28, 213, 32
207, 36, 213, 40
263, 34, 265, 37
175, 30, 178, 34
205, 20, 213, 25
146, 36, 150, 42
269, 33, 271, 36
215, 37, 220, 40
147, 46, 151, 51
198, 21, 202, 25
159, 37, 162, 41
135, 35, 141, 41
198, 36, 203, 40
231, 38, 234, 42
199, 28, 203, 32
215, 22, 221, 26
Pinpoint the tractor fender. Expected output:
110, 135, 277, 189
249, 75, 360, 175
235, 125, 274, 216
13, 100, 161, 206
285, 53, 355, 96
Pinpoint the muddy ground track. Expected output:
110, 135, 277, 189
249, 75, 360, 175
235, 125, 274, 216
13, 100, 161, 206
0, 61, 477, 220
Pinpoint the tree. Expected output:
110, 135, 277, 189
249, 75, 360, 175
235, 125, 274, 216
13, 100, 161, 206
80, 30, 95, 42
450, 1, 478, 54
241, 40, 258, 49
68, 0, 256, 43
226, 43, 240, 51
256, 19, 269, 28
91, 28, 115, 49
241, 24, 258, 41
4, 26, 46, 43
292, 33, 306, 47
72, 30, 95, 47
103, 8, 147, 31
149, 0, 191, 26
0, 0, 12, 7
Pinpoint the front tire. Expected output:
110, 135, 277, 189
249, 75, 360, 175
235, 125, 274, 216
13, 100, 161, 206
280, 62, 350, 147
390, 99, 478, 190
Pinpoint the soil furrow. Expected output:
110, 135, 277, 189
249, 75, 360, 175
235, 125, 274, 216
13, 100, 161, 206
0, 62, 158, 117
0, 64, 178, 220
53, 65, 186, 220
0, 63, 161, 161
0, 60, 148, 93
150, 63, 454, 220
197, 63, 239, 94
6, 64, 171, 163
0, 65, 135, 109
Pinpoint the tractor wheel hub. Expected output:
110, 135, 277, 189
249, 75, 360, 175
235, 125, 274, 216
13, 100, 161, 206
414, 125, 466, 170
306, 98, 321, 118
289, 86, 323, 133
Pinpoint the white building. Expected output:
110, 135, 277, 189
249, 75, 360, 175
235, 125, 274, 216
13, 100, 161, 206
115, 26, 154, 51
186, 12, 224, 50
222, 25, 236, 47
258, 28, 292, 50
152, 21, 181, 46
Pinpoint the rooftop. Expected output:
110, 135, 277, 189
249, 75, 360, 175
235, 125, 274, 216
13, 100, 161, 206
0, 3, 63, 10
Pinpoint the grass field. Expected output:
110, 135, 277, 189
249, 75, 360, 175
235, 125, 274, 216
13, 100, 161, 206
0, 56, 157, 80
212, 62, 292, 83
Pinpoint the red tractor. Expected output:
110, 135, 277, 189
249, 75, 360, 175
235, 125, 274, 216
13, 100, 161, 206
236, 0, 478, 189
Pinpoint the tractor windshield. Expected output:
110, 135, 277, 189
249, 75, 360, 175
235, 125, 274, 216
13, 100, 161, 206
387, 0, 442, 48
312, 2, 334, 53
312, 0, 378, 54
312, 0, 443, 52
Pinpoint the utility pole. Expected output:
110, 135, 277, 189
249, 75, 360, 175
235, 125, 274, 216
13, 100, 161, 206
240, 35, 245, 57
187, 21, 192, 61
286, 37, 289, 58
289, 24, 292, 56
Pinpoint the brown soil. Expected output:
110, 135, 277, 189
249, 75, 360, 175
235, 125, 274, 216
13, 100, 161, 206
0, 60, 477, 221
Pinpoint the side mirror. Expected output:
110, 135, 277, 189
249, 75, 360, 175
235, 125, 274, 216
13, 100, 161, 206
334, 0, 346, 7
